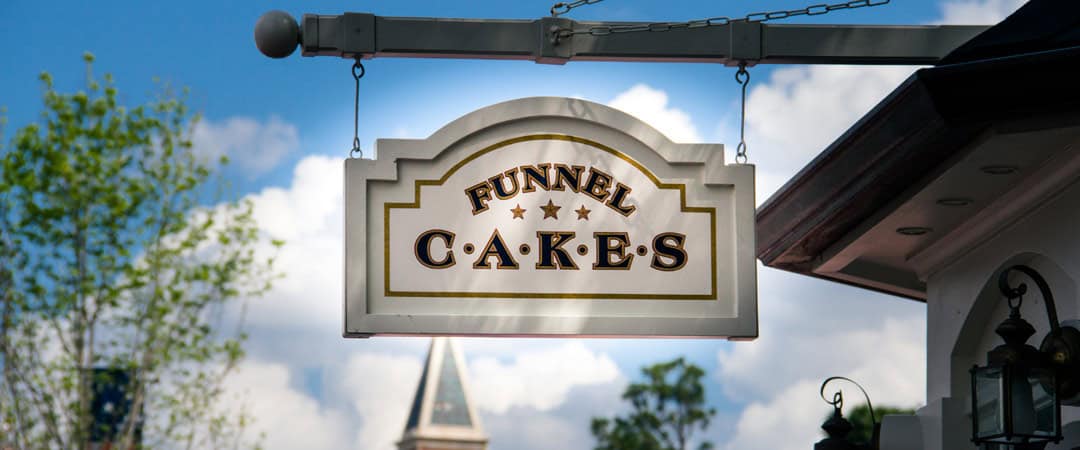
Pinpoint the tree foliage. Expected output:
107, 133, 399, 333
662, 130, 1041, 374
839, 404, 915, 445
0, 53, 279, 449
591, 357, 716, 450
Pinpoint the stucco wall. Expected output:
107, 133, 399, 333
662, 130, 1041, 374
920, 177, 1080, 449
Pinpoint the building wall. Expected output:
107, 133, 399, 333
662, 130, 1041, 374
920, 177, 1080, 449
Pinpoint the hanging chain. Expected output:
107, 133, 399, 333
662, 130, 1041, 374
551, 0, 603, 17
735, 62, 750, 164
552, 0, 890, 39
349, 60, 366, 159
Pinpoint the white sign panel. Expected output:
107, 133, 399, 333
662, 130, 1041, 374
345, 97, 756, 338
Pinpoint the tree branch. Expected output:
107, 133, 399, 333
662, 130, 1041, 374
2, 349, 67, 449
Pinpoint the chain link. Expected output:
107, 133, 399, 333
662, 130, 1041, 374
553, 0, 890, 40
350, 60, 366, 159
551, 0, 604, 17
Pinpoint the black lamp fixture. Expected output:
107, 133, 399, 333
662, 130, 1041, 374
970, 265, 1080, 448
815, 376, 879, 450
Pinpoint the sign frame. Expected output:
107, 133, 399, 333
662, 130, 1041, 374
344, 97, 756, 339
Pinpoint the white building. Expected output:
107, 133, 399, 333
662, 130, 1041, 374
757, 1, 1080, 448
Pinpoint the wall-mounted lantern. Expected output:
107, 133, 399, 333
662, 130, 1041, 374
970, 265, 1080, 448
815, 376, 879, 450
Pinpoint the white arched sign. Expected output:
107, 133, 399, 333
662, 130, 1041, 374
344, 97, 756, 338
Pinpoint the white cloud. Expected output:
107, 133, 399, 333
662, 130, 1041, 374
220, 76, 916, 449
484, 409, 584, 450
216, 154, 628, 450
742, 65, 914, 199
747, 65, 912, 162
608, 84, 702, 143
221, 354, 423, 450
224, 56, 931, 450
723, 378, 837, 450
738, 0, 1025, 201
716, 267, 926, 450
192, 115, 299, 176
722, 372, 922, 450
242, 155, 342, 332
717, 316, 925, 406
340, 353, 424, 450
223, 360, 352, 450
212, 155, 416, 449
712, 1, 1027, 446
225, 2, 1030, 443
936, 0, 1025, 24
469, 341, 620, 414
481, 378, 626, 450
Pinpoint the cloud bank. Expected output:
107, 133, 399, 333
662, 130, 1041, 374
210, 2, 1026, 448
608, 84, 702, 143
192, 115, 299, 177
215, 153, 625, 450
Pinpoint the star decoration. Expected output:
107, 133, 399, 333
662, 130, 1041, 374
540, 199, 561, 220
511, 204, 526, 219
575, 205, 591, 220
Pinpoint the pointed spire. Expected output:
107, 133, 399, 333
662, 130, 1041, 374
398, 338, 487, 450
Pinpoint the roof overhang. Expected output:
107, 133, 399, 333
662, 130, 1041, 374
756, 44, 1080, 301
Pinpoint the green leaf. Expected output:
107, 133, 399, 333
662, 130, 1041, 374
592, 358, 715, 450
0, 54, 277, 449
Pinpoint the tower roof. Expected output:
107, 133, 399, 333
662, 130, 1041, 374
399, 338, 487, 450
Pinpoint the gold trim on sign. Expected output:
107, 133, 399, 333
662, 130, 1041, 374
383, 134, 718, 300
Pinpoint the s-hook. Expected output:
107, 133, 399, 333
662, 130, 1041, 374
350, 60, 366, 159
735, 61, 750, 164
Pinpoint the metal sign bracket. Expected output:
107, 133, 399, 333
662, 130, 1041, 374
257, 10, 989, 66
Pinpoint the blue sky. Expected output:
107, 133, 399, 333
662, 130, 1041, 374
1, 0, 1024, 449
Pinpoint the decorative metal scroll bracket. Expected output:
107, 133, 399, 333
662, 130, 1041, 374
817, 376, 880, 450
998, 264, 1080, 405
254, 10, 990, 66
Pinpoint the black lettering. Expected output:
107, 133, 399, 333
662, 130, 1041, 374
465, 182, 493, 215
535, 231, 578, 270
415, 229, 456, 269
472, 229, 519, 270
520, 163, 551, 193
582, 168, 613, 203
605, 182, 637, 217
651, 233, 687, 271
488, 168, 520, 199
593, 232, 633, 270
552, 164, 585, 193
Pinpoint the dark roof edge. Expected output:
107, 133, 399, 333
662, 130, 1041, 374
939, 0, 1080, 65
755, 70, 948, 265
756, 45, 1080, 299
768, 262, 925, 302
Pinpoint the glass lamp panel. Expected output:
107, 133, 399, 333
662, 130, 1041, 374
1028, 368, 1059, 437
1010, 366, 1037, 436
974, 366, 1005, 439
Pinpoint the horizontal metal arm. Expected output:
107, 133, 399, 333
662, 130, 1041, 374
286, 12, 989, 65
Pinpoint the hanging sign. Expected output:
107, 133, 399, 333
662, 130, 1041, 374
345, 97, 756, 338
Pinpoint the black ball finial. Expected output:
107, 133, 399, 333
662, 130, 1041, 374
254, 10, 300, 59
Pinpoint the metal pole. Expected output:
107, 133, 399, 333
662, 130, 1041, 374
255, 11, 988, 66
